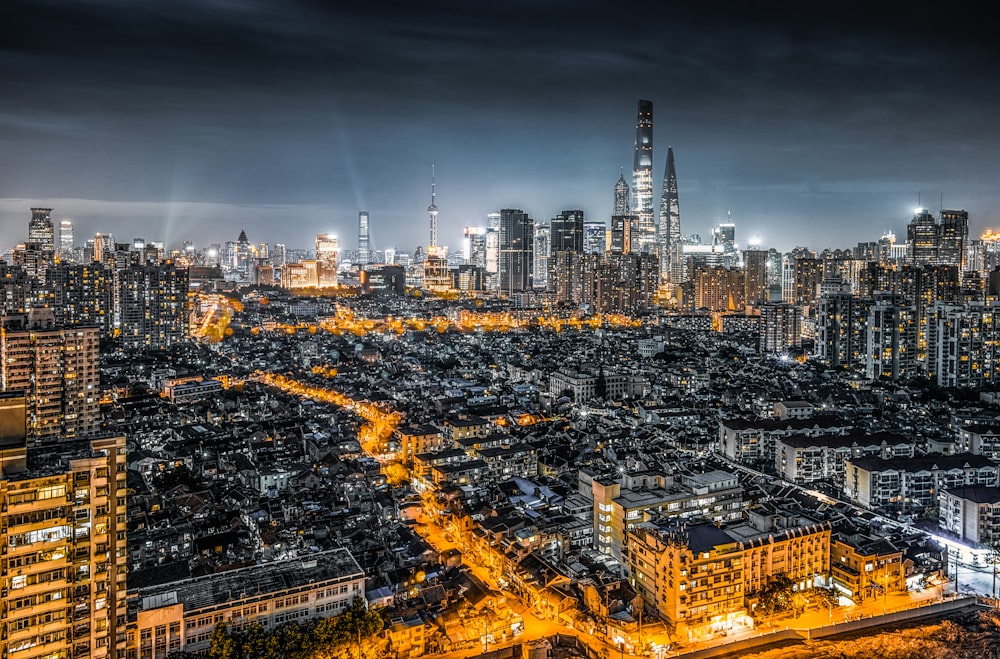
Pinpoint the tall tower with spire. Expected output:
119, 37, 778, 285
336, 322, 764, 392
428, 165, 439, 252
632, 100, 654, 253
658, 146, 681, 282
614, 169, 631, 216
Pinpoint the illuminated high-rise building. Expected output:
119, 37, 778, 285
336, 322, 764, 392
485, 212, 501, 291
610, 214, 635, 255
0, 408, 128, 659
866, 293, 918, 381
315, 234, 339, 287
632, 100, 655, 253
11, 242, 51, 283
595, 253, 659, 314
232, 229, 255, 281
499, 208, 533, 294
59, 219, 74, 254
533, 222, 550, 288
658, 146, 681, 282
93, 233, 115, 263
463, 227, 487, 268
817, 292, 873, 369
551, 209, 585, 254
613, 170, 630, 216
759, 303, 802, 353
117, 262, 189, 350
713, 220, 737, 266
743, 249, 769, 307
358, 211, 371, 265
939, 209, 969, 268
427, 165, 439, 251
271, 243, 286, 268
0, 311, 101, 444
907, 208, 938, 265
583, 221, 607, 255
50, 263, 115, 336
28, 207, 55, 250
548, 210, 584, 297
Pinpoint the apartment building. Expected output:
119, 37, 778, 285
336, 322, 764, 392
131, 549, 364, 659
624, 511, 830, 636
1, 397, 128, 659
844, 453, 999, 512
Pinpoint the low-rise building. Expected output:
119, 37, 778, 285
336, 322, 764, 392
719, 416, 851, 467
625, 513, 830, 636
132, 549, 365, 658
844, 453, 999, 512
940, 486, 1000, 546
592, 470, 743, 560
957, 424, 1000, 461
394, 424, 446, 464
774, 432, 918, 486
830, 534, 906, 604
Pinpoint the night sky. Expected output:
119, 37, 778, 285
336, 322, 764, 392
2, 0, 998, 254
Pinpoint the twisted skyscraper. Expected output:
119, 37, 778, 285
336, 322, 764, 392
658, 146, 681, 283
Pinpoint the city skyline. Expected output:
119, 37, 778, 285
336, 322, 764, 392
2, 1, 999, 253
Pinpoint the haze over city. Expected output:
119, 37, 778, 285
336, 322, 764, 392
3, 0, 1000, 252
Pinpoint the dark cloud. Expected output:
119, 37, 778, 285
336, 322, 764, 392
1, 0, 998, 252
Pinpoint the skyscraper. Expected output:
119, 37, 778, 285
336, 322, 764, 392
907, 208, 938, 265
358, 211, 371, 265
27, 207, 54, 249
939, 209, 969, 268
632, 100, 654, 253
485, 212, 501, 291
59, 219, 74, 254
658, 146, 681, 282
610, 214, 634, 255
533, 222, 550, 288
315, 234, 339, 287
613, 170, 631, 216
428, 165, 439, 251
499, 209, 534, 294
583, 221, 607, 255
743, 249, 769, 307
118, 261, 190, 350
549, 210, 585, 300
464, 226, 487, 268
551, 209, 585, 254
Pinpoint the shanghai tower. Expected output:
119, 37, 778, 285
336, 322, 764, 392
632, 100, 654, 253
658, 146, 681, 283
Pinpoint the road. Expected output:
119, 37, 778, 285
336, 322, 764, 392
415, 515, 645, 659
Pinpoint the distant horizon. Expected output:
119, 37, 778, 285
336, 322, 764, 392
4, 2, 999, 255
0, 191, 987, 257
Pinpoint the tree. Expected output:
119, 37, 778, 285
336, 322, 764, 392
595, 367, 608, 400
209, 622, 238, 659
330, 598, 386, 659
205, 599, 384, 659
754, 575, 795, 618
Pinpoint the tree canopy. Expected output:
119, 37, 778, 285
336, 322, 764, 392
189, 598, 386, 659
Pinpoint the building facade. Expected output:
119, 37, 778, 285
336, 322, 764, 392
0, 313, 100, 444
1, 425, 128, 659
132, 549, 365, 658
